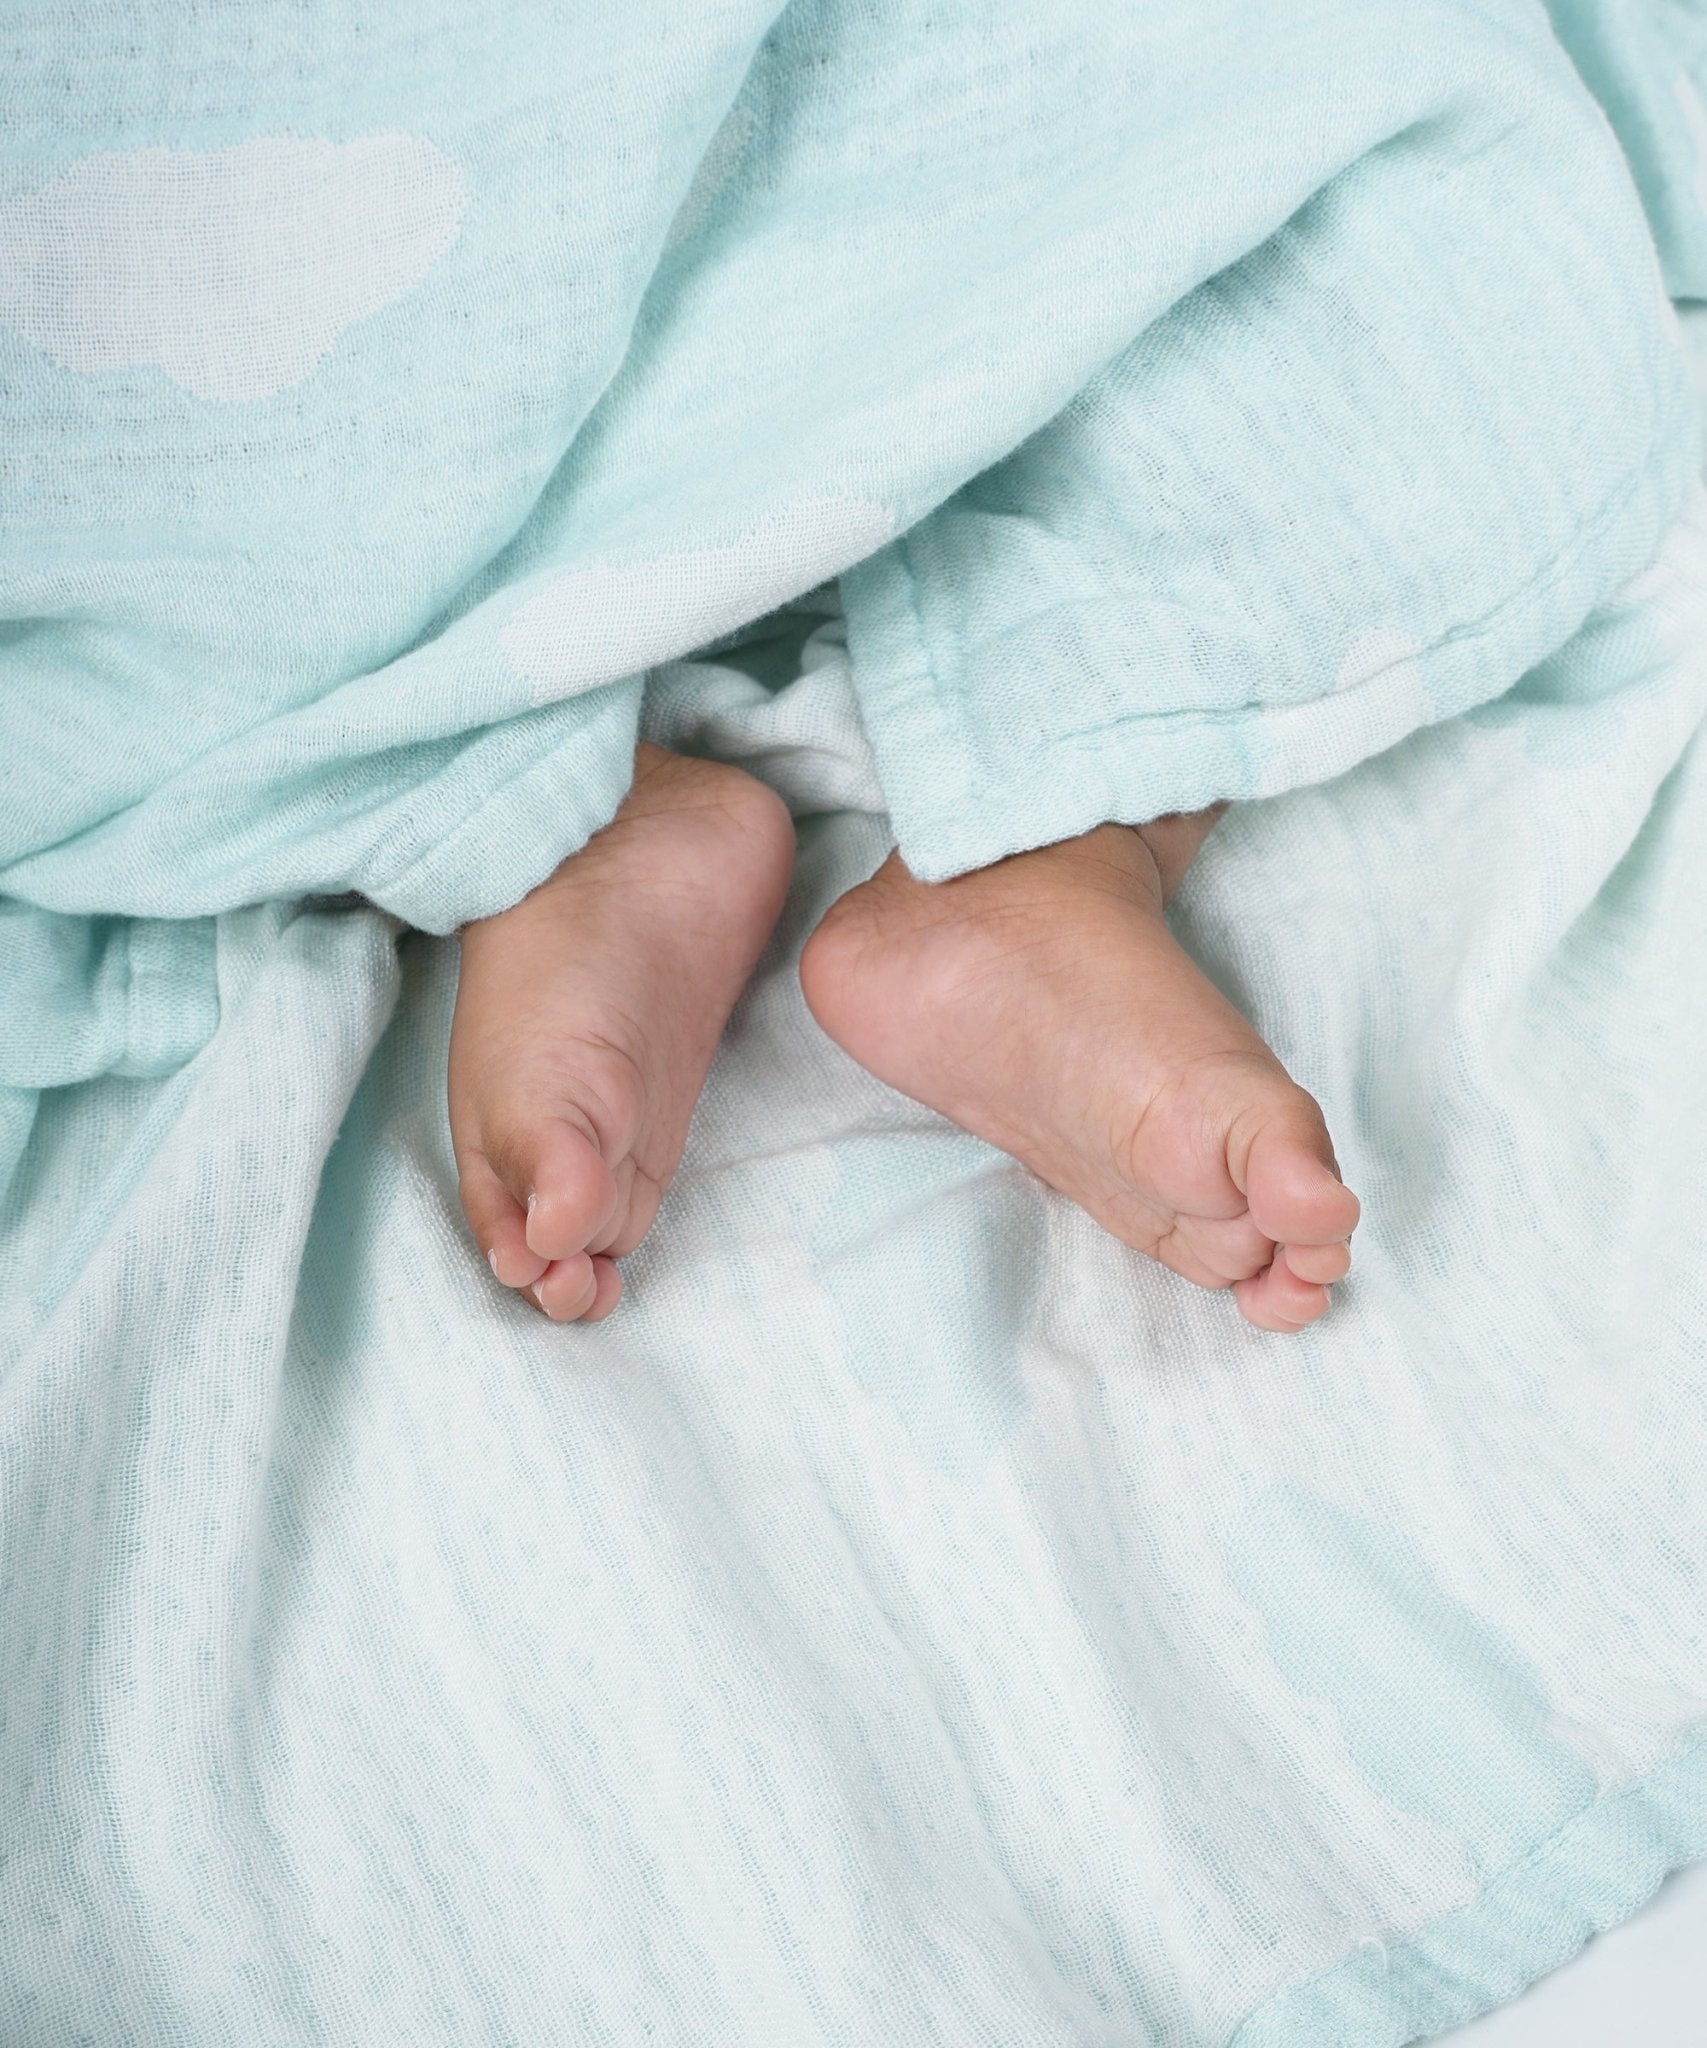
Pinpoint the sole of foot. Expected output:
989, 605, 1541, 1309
799, 825, 1359, 1333
449, 743, 796, 1321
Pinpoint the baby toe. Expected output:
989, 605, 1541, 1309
530, 1251, 601, 1322
1280, 1237, 1352, 1287
581, 1256, 624, 1323
1184, 1209, 1279, 1286
458, 1153, 550, 1290
1234, 1252, 1333, 1334
1241, 1108, 1361, 1250
516, 1116, 621, 1263
593, 1166, 664, 1259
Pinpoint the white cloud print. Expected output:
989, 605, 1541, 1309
0, 134, 466, 401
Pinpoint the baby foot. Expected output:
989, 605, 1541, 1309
799, 824, 1360, 1331
449, 743, 794, 1321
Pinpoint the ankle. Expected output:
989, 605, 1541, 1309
1132, 802, 1227, 905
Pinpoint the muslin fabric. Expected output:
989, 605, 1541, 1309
3, 4, 1707, 2044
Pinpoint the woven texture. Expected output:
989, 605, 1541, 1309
4, 3, 1707, 2043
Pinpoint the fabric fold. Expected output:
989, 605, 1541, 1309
4, 0, 1695, 1070
839, 10, 1696, 875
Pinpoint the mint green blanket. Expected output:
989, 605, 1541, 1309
4, 4, 1707, 2042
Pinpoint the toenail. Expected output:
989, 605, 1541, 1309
487, 1247, 501, 1278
